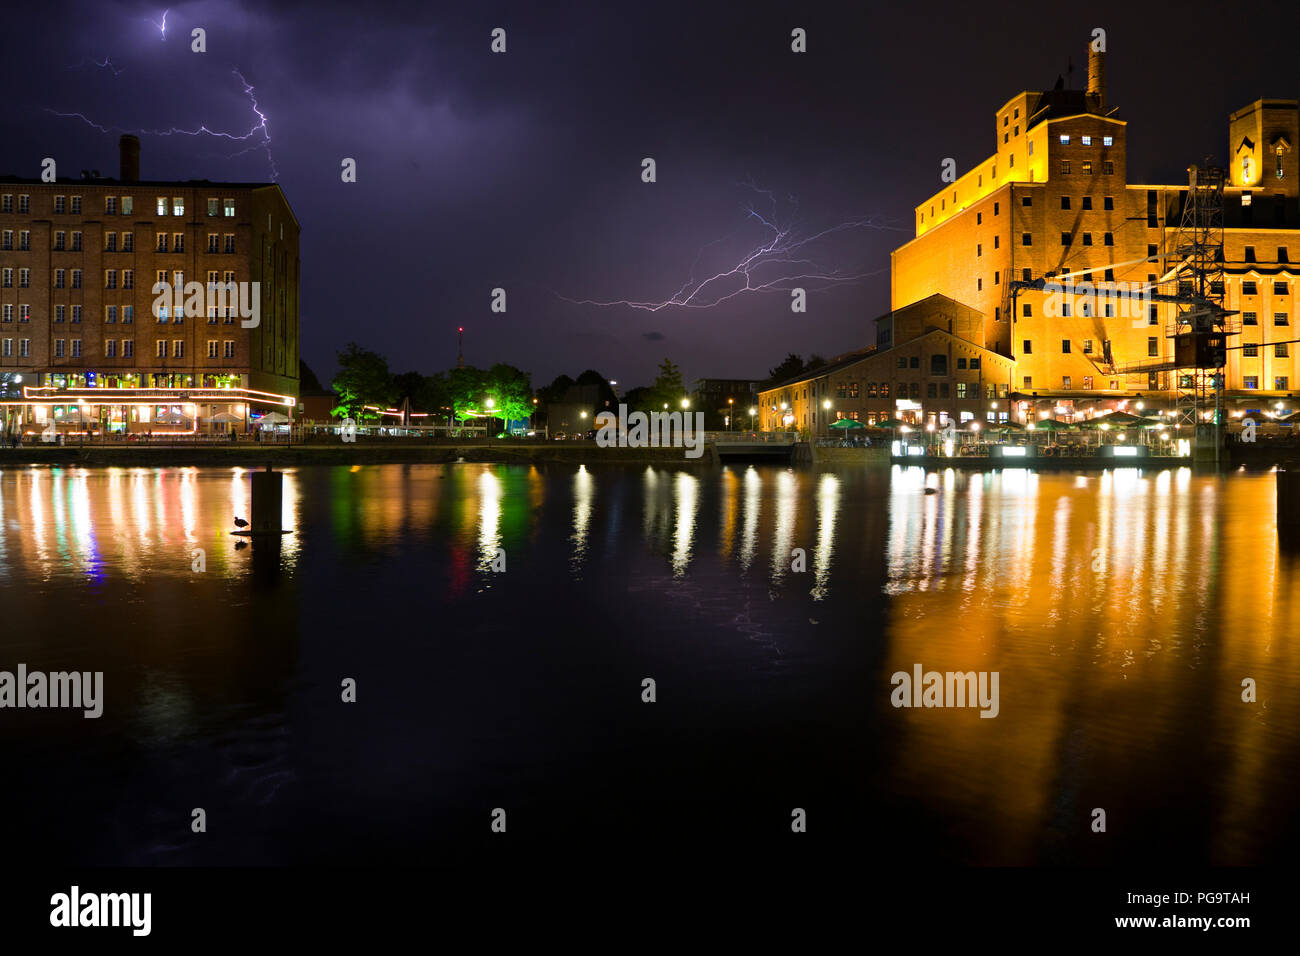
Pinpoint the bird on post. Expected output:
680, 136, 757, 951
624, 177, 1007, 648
234, 516, 249, 529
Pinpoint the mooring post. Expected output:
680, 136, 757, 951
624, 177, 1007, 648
250, 463, 283, 534
1278, 469, 1300, 543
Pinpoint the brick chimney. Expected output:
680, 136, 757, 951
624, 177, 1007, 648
1087, 44, 1106, 112
119, 134, 140, 183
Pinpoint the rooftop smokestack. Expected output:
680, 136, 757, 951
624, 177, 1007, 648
119, 134, 140, 183
1087, 44, 1106, 112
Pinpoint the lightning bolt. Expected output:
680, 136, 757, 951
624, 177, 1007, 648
558, 186, 903, 312
46, 67, 279, 180
148, 9, 169, 40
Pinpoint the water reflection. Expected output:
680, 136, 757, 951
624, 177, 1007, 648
2, 461, 1298, 866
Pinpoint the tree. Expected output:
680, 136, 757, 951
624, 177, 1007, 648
449, 365, 489, 421
574, 369, 618, 410
331, 343, 395, 420
486, 363, 533, 430
644, 358, 686, 411
766, 353, 806, 386
537, 373, 575, 406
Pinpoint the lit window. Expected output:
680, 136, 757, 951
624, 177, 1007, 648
1059, 134, 1070, 145
1103, 136, 1113, 146
1081, 135, 1092, 146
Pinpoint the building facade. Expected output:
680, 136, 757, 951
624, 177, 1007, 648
0, 135, 300, 436
892, 45, 1298, 421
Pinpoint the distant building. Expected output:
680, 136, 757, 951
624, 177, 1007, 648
689, 378, 760, 428
545, 383, 611, 435
0, 135, 301, 435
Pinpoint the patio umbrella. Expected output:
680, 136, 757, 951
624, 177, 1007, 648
829, 418, 865, 429
1028, 418, 1076, 431
984, 421, 1024, 432
155, 411, 191, 424
258, 411, 289, 424
1088, 411, 1146, 427
207, 411, 242, 423
872, 418, 906, 429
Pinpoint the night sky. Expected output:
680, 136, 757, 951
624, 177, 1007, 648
5, 0, 1297, 390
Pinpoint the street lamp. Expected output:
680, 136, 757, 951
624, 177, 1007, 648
728, 397, 734, 432
680, 398, 690, 410
749, 407, 756, 433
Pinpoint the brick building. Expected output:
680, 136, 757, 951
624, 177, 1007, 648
763, 41, 1300, 436
0, 135, 300, 435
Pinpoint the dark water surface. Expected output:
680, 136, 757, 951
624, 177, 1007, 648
1, 462, 1297, 865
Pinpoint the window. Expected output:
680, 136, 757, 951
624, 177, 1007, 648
123, 270, 133, 289
19, 304, 29, 323
0, 195, 9, 213
1023, 376, 1033, 388
18, 268, 29, 288
157, 233, 168, 253
1022, 233, 1032, 246
910, 382, 919, 398
1242, 279, 1258, 294
123, 306, 134, 324
1083, 339, 1093, 354
1028, 140, 1034, 156
848, 382, 860, 398
19, 339, 29, 358
54, 231, 65, 251
1148, 337, 1159, 357
71, 339, 81, 358
224, 235, 236, 253
1023, 303, 1032, 317
1276, 343, 1289, 358
54, 269, 65, 289
1275, 313, 1289, 326
994, 236, 999, 249
1244, 246, 1256, 262
1022, 196, 1032, 207
1277, 377, 1290, 390
977, 212, 982, 225
52, 195, 66, 214
1023, 339, 1032, 354
1244, 311, 1258, 325
1243, 343, 1258, 357
123, 340, 134, 358
1061, 232, 1072, 246
1082, 196, 1092, 209
1103, 232, 1113, 245
957, 358, 967, 370
156, 197, 168, 215
1004, 133, 1009, 144
2, 339, 10, 357
1242, 191, 1253, 208
71, 232, 81, 251
19, 231, 29, 251
1062, 376, 1072, 389
0, 268, 8, 289
977, 278, 982, 291
207, 198, 219, 216
223, 199, 235, 217
897, 357, 907, 369
105, 269, 117, 289
156, 340, 167, 358
123, 232, 133, 252
1062, 339, 1071, 353
927, 383, 937, 398
1059, 134, 1070, 145
1104, 196, 1114, 210
1149, 305, 1159, 325
1103, 136, 1113, 147
71, 306, 80, 323
207, 339, 219, 358
1062, 303, 1072, 317
1082, 233, 1093, 245
909, 357, 919, 369
930, 355, 947, 376
105, 232, 117, 252
1082, 161, 1093, 175
1060, 160, 1071, 174
1279, 247, 1289, 263
70, 196, 81, 214
969, 358, 981, 370
55, 305, 65, 322
173, 233, 184, 253
172, 197, 184, 216
223, 340, 235, 358
106, 197, 117, 215
122, 196, 133, 215
994, 202, 999, 215
18, 195, 30, 213
956, 382, 968, 398
106, 340, 117, 358
977, 243, 982, 257
1103, 161, 1114, 175
106, 306, 116, 324
54, 339, 65, 358
1274, 281, 1289, 296
157, 305, 169, 323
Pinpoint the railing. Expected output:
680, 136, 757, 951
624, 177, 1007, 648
705, 431, 799, 443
